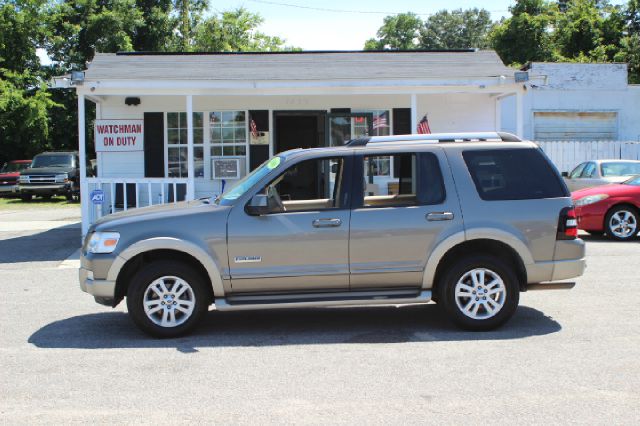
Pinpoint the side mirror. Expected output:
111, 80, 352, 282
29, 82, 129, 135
245, 194, 269, 216
561, 172, 569, 178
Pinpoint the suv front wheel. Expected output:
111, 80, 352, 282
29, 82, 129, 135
126, 260, 209, 338
438, 255, 519, 331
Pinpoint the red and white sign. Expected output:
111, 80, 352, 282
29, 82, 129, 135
95, 120, 144, 152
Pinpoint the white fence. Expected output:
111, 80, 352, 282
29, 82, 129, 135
536, 140, 640, 173
84, 178, 191, 233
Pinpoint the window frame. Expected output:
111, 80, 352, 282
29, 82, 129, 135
165, 111, 205, 179
244, 154, 354, 215
569, 162, 587, 179
352, 151, 446, 209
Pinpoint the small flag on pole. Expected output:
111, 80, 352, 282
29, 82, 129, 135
417, 114, 431, 134
250, 119, 259, 139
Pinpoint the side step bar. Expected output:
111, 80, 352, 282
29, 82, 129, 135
526, 282, 576, 291
214, 289, 432, 312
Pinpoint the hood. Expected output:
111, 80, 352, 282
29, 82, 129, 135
21, 166, 74, 175
0, 171, 19, 180
572, 183, 638, 200
92, 198, 223, 230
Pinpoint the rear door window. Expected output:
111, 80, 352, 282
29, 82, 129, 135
462, 148, 567, 200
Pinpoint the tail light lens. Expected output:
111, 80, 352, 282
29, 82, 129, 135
557, 206, 578, 240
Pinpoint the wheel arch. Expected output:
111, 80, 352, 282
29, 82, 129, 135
109, 238, 225, 307
423, 234, 530, 293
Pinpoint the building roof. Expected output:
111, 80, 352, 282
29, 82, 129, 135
84, 50, 515, 81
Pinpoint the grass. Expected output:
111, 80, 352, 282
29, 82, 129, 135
0, 196, 79, 210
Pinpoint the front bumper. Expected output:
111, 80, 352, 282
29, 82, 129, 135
79, 251, 120, 306
19, 183, 73, 195
79, 267, 116, 299
0, 184, 18, 194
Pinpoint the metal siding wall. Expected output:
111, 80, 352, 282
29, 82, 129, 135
534, 112, 618, 141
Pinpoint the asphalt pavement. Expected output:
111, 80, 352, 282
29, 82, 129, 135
1, 208, 639, 424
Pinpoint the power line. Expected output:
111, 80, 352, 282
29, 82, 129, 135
246, 0, 511, 16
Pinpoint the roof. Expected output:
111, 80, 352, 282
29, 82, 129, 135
84, 50, 515, 81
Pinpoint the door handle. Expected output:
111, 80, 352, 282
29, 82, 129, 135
312, 218, 342, 228
426, 212, 454, 221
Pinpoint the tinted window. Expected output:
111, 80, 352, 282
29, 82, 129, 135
360, 152, 444, 208
463, 149, 567, 201
31, 154, 73, 168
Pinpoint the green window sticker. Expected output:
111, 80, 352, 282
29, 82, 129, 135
267, 157, 281, 169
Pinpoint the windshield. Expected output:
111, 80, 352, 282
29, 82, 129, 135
217, 156, 282, 205
1, 162, 29, 173
623, 175, 640, 186
600, 162, 640, 177
31, 154, 74, 168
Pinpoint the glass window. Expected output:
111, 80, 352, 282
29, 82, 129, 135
256, 157, 345, 213
462, 149, 567, 201
361, 153, 444, 207
354, 110, 392, 177
166, 112, 204, 178
600, 161, 640, 177
569, 163, 586, 179
581, 162, 596, 178
210, 110, 248, 160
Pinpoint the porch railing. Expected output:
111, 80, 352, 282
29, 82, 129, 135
83, 177, 192, 234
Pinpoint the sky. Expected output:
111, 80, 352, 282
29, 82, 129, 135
212, 0, 627, 50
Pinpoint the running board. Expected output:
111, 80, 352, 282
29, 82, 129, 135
526, 282, 576, 291
214, 289, 432, 311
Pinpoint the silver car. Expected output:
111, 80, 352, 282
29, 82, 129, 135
79, 132, 585, 337
563, 159, 640, 192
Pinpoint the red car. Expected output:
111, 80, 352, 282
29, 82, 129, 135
572, 175, 640, 241
0, 160, 32, 196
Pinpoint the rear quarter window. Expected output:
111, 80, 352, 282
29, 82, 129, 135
462, 148, 568, 201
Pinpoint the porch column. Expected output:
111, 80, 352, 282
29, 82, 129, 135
516, 90, 524, 138
495, 96, 502, 132
186, 95, 195, 199
78, 93, 89, 237
410, 94, 417, 133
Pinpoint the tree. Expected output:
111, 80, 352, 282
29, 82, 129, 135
0, 0, 59, 165
193, 8, 289, 52
364, 13, 423, 50
132, 0, 175, 51
420, 8, 492, 50
553, 0, 624, 61
490, 0, 556, 65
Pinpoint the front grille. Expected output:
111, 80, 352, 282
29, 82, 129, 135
22, 175, 57, 184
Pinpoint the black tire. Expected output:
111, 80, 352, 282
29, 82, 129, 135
437, 255, 520, 331
20, 194, 32, 202
604, 205, 639, 241
65, 193, 73, 201
126, 260, 210, 338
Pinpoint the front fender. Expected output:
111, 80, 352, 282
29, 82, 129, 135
107, 237, 225, 297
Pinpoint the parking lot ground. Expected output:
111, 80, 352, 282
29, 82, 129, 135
1, 213, 639, 424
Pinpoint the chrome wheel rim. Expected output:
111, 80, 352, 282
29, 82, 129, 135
454, 268, 506, 320
609, 210, 637, 239
143, 276, 195, 328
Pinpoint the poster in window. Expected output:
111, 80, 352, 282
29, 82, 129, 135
212, 158, 240, 179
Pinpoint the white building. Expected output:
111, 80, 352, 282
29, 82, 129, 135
70, 50, 532, 235
68, 51, 640, 234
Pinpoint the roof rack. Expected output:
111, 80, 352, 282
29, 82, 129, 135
345, 132, 521, 147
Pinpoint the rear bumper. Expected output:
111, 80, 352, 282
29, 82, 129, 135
551, 257, 586, 281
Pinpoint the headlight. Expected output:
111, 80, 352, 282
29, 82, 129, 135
55, 173, 69, 183
19, 175, 28, 183
87, 232, 120, 254
575, 194, 609, 207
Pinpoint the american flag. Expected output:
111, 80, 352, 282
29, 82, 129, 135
373, 111, 388, 131
417, 114, 431, 134
250, 119, 258, 139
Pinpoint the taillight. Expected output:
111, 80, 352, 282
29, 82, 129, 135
557, 206, 578, 240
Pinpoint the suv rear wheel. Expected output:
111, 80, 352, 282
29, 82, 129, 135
438, 255, 519, 331
126, 260, 209, 338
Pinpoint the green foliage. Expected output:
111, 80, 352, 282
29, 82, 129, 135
193, 8, 289, 52
489, 0, 556, 65
420, 8, 493, 50
364, 13, 423, 50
